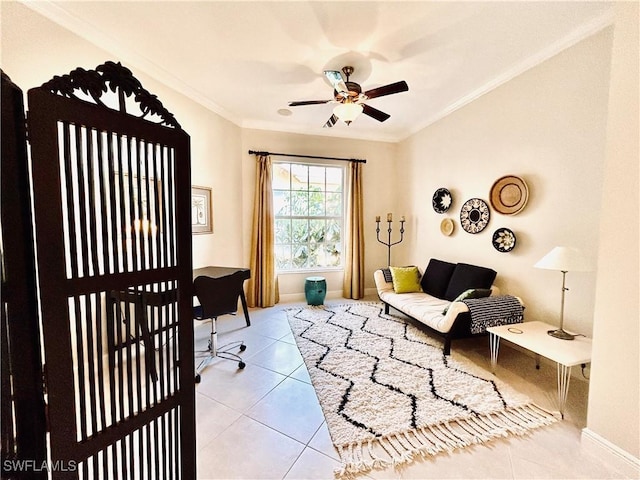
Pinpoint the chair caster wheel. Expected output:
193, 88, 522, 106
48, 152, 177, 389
238, 362, 246, 369
195, 374, 201, 384
240, 344, 247, 352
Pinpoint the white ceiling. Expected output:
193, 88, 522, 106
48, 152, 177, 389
26, 1, 613, 142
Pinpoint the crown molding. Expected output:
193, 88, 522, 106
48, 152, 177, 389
23, 1, 614, 144
242, 118, 402, 144
21, 0, 242, 127
402, 10, 615, 142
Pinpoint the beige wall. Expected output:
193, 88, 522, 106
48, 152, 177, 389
241, 128, 398, 299
1, 1, 243, 270
396, 27, 613, 339
586, 1, 639, 462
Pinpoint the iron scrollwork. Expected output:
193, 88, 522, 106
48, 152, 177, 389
41, 61, 181, 128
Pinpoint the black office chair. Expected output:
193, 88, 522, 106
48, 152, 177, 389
193, 271, 249, 382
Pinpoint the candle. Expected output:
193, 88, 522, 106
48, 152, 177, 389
375, 215, 380, 222
401, 216, 405, 222
387, 213, 392, 222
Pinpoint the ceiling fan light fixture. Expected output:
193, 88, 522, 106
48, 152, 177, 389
291, 66, 406, 128
333, 102, 363, 125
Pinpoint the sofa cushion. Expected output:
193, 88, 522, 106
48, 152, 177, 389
443, 288, 492, 314
444, 263, 497, 301
420, 259, 456, 299
389, 266, 422, 293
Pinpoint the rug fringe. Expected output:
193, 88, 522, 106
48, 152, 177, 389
333, 403, 556, 479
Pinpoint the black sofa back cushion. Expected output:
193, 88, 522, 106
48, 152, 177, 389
444, 263, 497, 301
420, 259, 456, 299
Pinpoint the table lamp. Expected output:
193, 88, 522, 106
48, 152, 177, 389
534, 246, 591, 340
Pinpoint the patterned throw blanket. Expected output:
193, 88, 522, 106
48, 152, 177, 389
462, 295, 524, 334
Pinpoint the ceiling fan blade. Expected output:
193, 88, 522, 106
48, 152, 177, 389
324, 70, 348, 95
289, 100, 331, 107
363, 80, 409, 100
362, 104, 391, 122
323, 114, 338, 128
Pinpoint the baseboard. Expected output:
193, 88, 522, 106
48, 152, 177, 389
364, 287, 378, 298
278, 290, 344, 303
278, 288, 380, 304
581, 428, 640, 478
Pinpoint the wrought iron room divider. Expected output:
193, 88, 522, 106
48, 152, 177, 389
1, 62, 196, 479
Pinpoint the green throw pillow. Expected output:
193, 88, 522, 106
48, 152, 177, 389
442, 288, 492, 315
389, 266, 422, 294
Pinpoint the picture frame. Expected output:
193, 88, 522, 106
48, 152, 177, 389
192, 186, 213, 234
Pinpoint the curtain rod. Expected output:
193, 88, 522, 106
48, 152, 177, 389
248, 150, 366, 164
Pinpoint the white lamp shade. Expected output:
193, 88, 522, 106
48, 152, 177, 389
534, 246, 592, 272
333, 102, 363, 125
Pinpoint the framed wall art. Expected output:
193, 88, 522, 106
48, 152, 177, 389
191, 186, 213, 234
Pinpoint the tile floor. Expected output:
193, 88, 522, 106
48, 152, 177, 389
194, 297, 627, 480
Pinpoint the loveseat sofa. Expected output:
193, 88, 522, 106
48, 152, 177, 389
374, 258, 523, 355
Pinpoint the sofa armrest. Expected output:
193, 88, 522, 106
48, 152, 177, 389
442, 292, 523, 331
374, 269, 394, 295
442, 300, 470, 323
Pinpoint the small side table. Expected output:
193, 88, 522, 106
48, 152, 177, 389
487, 321, 592, 419
305, 276, 327, 305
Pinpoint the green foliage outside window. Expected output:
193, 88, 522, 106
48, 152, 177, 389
273, 163, 343, 270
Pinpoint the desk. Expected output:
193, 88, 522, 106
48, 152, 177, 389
108, 267, 251, 383
192, 266, 251, 326
108, 286, 178, 383
487, 321, 592, 418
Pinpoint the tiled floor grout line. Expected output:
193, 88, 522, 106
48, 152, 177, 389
506, 442, 516, 480
239, 412, 309, 446
194, 399, 244, 453
281, 422, 337, 480
244, 323, 335, 479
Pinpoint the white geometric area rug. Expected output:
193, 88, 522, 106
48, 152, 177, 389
286, 302, 557, 478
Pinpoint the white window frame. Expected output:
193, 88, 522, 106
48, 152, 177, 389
272, 159, 346, 274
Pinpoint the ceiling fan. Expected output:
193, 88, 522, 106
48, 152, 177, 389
288, 66, 409, 127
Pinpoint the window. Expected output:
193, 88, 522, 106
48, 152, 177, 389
273, 162, 344, 270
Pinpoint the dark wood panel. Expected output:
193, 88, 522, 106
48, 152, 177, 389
25, 61, 195, 479
1, 70, 48, 479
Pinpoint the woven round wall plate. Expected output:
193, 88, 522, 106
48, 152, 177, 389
460, 198, 490, 234
490, 175, 529, 215
440, 218, 454, 236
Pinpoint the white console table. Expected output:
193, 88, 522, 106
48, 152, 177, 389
487, 321, 592, 419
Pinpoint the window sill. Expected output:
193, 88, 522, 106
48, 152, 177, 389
277, 268, 344, 275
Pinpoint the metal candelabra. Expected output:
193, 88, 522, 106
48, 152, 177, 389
376, 213, 405, 266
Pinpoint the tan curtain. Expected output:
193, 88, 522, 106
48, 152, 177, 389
248, 154, 279, 307
343, 161, 365, 299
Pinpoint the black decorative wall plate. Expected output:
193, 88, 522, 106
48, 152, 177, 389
460, 198, 490, 234
492, 228, 516, 252
432, 188, 452, 213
